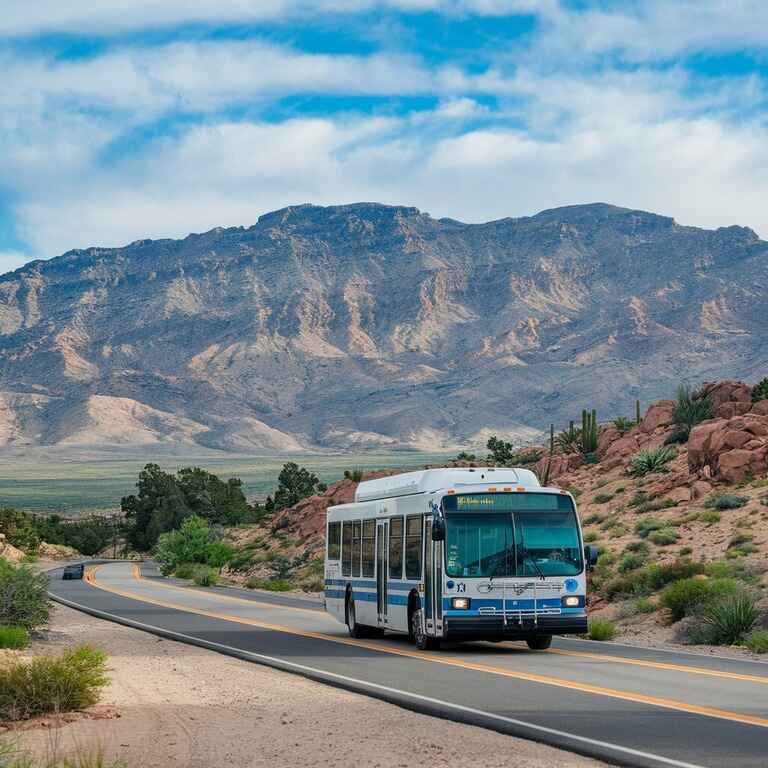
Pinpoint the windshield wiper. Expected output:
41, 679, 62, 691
520, 546, 546, 581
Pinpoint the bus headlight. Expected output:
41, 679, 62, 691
451, 597, 471, 610
562, 596, 581, 607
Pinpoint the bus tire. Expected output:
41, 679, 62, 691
411, 607, 440, 651
526, 635, 553, 650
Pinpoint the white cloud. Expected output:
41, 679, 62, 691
0, 252, 31, 274
0, 0, 552, 36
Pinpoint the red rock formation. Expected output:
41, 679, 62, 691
533, 453, 583, 482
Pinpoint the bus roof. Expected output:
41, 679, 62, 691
354, 467, 540, 503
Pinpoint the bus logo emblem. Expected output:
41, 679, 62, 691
457, 583, 466, 593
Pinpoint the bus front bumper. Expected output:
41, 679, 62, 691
444, 613, 587, 640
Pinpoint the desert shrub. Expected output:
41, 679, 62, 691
583, 513, 605, 525
618, 553, 645, 573
0, 646, 108, 721
588, 620, 616, 641
664, 428, 690, 445
648, 528, 678, 546
154, 515, 233, 575
698, 510, 721, 524
226, 549, 257, 572
0, 627, 29, 649
634, 518, 668, 538
246, 577, 292, 592
593, 493, 613, 504
744, 629, 768, 653
661, 578, 715, 621
344, 468, 365, 482
624, 540, 650, 555
644, 560, 706, 591
761, 495, 768, 507
172, 563, 196, 579
583, 531, 599, 543
629, 446, 676, 477
691, 591, 759, 645
704, 494, 748, 511
752, 377, 768, 403
672, 383, 712, 436
616, 597, 656, 618
628, 491, 648, 508
613, 417, 634, 434
554, 427, 582, 454
192, 566, 218, 587
0, 562, 51, 631
608, 524, 628, 539
633, 597, 656, 614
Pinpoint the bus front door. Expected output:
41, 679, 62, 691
423, 520, 442, 638
376, 520, 388, 624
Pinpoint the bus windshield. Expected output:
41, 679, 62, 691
443, 493, 582, 578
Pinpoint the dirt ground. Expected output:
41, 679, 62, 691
9, 604, 604, 768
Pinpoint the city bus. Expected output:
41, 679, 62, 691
324, 467, 598, 650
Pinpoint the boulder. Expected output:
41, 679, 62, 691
688, 412, 768, 483
0, 534, 25, 563
752, 400, 768, 417
699, 380, 752, 409
714, 402, 752, 419
639, 400, 675, 433
533, 453, 583, 482
690, 480, 712, 500
38, 541, 80, 560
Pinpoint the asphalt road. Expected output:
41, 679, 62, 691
49, 562, 768, 768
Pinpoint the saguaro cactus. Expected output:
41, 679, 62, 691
636, 399, 641, 425
581, 408, 598, 454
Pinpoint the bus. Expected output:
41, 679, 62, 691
324, 467, 598, 650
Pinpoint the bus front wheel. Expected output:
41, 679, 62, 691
526, 635, 553, 650
411, 608, 440, 651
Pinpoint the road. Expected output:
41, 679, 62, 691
49, 562, 768, 768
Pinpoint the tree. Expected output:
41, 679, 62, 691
176, 467, 250, 526
272, 462, 324, 511
486, 436, 516, 465
154, 515, 215, 575
0, 508, 40, 552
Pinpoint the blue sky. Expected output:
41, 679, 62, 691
1, 0, 767, 272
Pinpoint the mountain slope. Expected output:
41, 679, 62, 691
0, 202, 766, 451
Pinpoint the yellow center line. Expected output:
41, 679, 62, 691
83, 564, 768, 731
128, 563, 768, 687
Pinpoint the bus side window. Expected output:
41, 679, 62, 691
389, 517, 403, 579
405, 515, 423, 579
342, 521, 352, 577
327, 522, 341, 560
352, 520, 362, 578
362, 520, 375, 577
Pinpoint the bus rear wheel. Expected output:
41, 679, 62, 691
411, 608, 440, 651
526, 635, 553, 650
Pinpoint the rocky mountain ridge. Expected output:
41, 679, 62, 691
0, 202, 766, 452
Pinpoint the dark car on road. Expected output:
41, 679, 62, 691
62, 564, 85, 580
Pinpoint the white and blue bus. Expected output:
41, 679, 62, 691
324, 468, 598, 650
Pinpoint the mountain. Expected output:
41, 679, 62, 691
0, 202, 766, 452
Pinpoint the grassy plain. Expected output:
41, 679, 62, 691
0, 450, 454, 513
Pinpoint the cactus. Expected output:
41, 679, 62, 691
581, 408, 598, 454
549, 423, 555, 456
636, 399, 641, 425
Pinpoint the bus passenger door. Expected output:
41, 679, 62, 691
424, 520, 434, 634
376, 521, 388, 624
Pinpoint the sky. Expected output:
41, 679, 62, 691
1, 0, 767, 273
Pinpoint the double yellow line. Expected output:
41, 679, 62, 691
84, 564, 768, 730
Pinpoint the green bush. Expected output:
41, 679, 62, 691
246, 577, 293, 592
648, 528, 678, 546
693, 592, 759, 645
0, 646, 108, 721
629, 446, 677, 477
0, 561, 51, 631
613, 417, 634, 434
0, 627, 29, 649
344, 468, 365, 482
593, 493, 614, 504
172, 563, 196, 579
583, 531, 598, 543
618, 553, 645, 573
704, 494, 748, 511
624, 540, 650, 555
744, 629, 768, 653
226, 549, 257, 572
154, 515, 234, 575
673, 384, 712, 436
0, 743, 126, 768
605, 559, 707, 600
698, 510, 721, 524
633, 597, 656, 614
634, 518, 668, 538
661, 578, 713, 621
752, 377, 768, 403
583, 513, 604, 525
664, 428, 690, 445
616, 597, 656, 618
588, 620, 617, 641
192, 566, 218, 587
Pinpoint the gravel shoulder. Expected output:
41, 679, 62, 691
12, 604, 604, 768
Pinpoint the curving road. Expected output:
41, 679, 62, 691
49, 562, 768, 768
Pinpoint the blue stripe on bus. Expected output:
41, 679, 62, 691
324, 579, 419, 591
325, 589, 410, 607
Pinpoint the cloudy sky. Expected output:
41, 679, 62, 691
1, 0, 767, 272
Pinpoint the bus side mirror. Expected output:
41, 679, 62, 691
432, 517, 445, 542
584, 545, 599, 570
